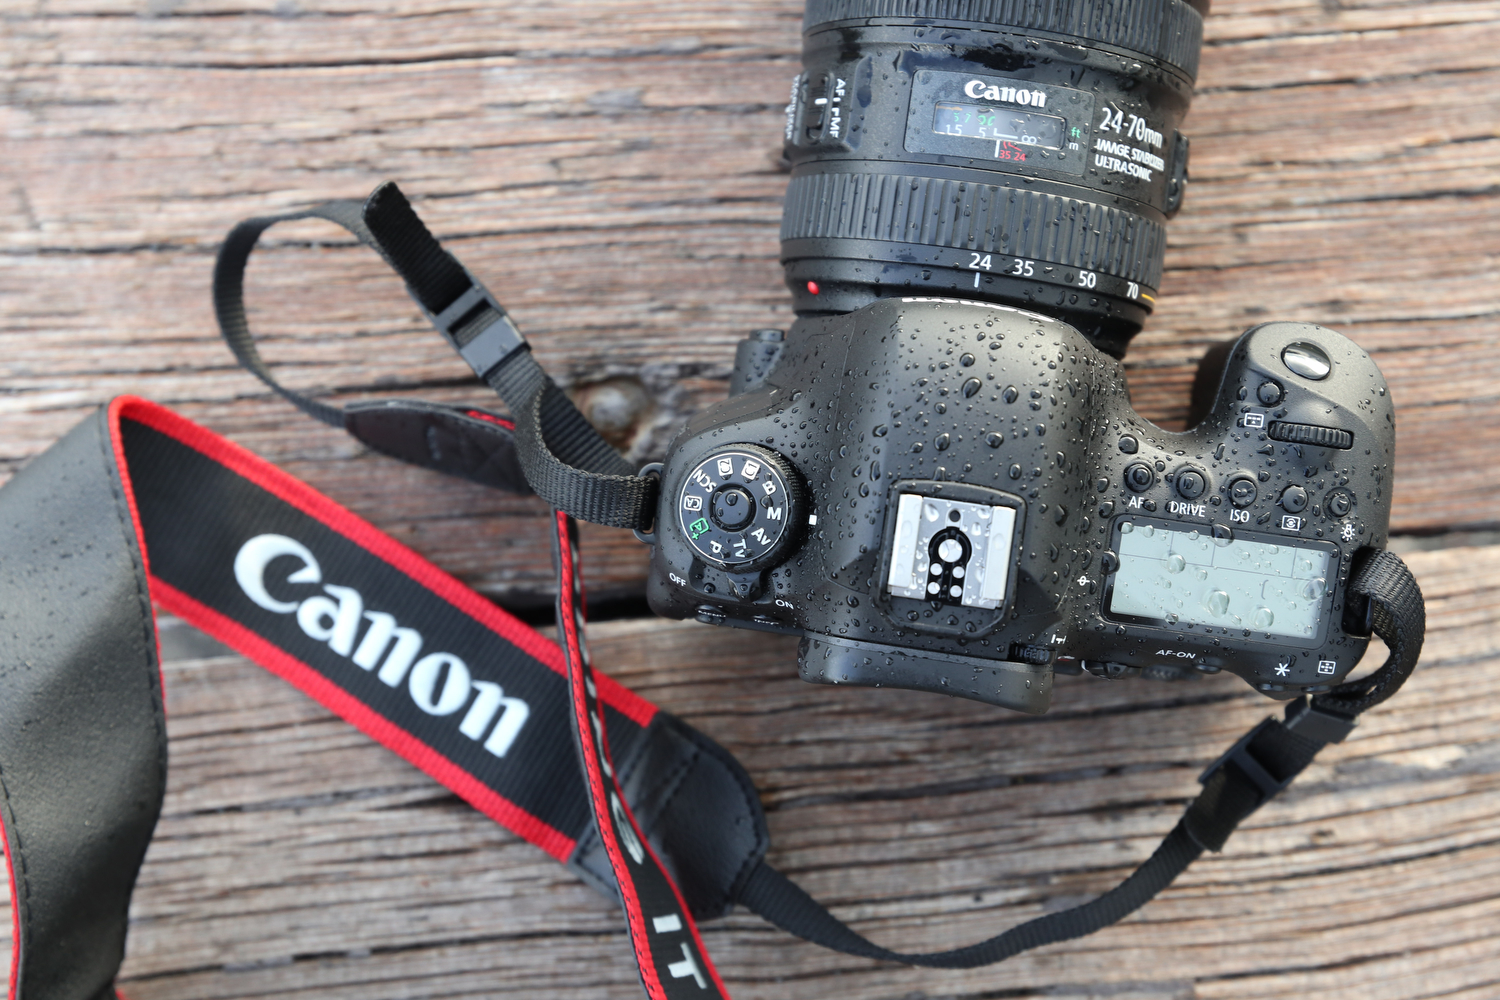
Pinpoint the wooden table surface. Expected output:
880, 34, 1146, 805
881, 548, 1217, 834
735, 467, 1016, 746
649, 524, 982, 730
3, 1, 1499, 997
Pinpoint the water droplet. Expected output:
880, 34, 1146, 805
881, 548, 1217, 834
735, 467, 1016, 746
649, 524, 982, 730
1003, 386, 1019, 404
1212, 524, 1234, 547
1165, 612, 1179, 624
986, 432, 1003, 448
1302, 578, 1326, 600
1101, 550, 1119, 572
912, 441, 924, 453
960, 353, 976, 367
859, 482, 870, 497
1254, 607, 1275, 628
935, 433, 950, 451
963, 378, 981, 397
873, 424, 888, 437
1140, 524, 1155, 538
924, 503, 940, 521
1008, 464, 1022, 479
1166, 554, 1186, 574
1120, 522, 1134, 534
1205, 590, 1231, 617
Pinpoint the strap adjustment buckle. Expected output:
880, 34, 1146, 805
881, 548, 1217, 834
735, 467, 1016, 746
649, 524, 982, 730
1199, 718, 1289, 801
1284, 695, 1357, 744
419, 269, 528, 379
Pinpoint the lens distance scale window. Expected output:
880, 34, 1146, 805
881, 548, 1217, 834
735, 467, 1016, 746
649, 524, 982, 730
906, 71, 1096, 177
677, 446, 803, 572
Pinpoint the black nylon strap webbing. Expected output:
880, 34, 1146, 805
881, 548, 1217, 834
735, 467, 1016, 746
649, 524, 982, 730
741, 823, 1204, 969
209, 183, 657, 526
356, 182, 659, 530
734, 554, 1424, 968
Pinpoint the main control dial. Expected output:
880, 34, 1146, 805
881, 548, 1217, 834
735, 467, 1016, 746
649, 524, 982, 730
677, 445, 804, 571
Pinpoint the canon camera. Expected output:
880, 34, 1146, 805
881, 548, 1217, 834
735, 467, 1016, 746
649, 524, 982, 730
642, 0, 1397, 713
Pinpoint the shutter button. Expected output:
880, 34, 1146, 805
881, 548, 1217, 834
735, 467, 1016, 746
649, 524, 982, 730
1282, 343, 1331, 380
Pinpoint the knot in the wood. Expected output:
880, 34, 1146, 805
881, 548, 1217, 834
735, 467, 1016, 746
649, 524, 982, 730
571, 377, 653, 450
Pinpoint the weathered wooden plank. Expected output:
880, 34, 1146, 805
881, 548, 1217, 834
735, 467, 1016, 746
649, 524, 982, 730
3, 0, 1499, 605
1, 544, 1496, 999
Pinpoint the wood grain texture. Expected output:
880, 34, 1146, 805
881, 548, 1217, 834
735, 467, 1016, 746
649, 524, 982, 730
3, 0, 1499, 604
2, 545, 1497, 999
2, 1, 1499, 997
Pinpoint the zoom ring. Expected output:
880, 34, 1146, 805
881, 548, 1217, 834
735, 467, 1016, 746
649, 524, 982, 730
782, 170, 1167, 289
803, 0, 1204, 79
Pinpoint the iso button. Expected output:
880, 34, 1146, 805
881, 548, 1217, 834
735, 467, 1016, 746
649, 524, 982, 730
677, 445, 806, 572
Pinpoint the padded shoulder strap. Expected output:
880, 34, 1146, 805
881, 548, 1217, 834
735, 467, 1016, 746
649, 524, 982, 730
0, 410, 165, 1000
0, 399, 767, 1000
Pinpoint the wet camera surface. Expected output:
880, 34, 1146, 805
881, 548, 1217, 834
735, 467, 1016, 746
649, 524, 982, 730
647, 302, 1394, 714
643, 0, 1398, 714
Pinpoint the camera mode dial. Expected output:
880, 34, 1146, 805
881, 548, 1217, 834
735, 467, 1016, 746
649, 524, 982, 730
676, 446, 805, 572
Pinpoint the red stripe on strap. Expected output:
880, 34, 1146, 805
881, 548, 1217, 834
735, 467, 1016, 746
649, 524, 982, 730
106, 396, 655, 730
2, 811, 18, 1000
152, 578, 577, 862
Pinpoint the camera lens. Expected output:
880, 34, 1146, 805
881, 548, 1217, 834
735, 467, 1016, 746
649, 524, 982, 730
781, 0, 1207, 357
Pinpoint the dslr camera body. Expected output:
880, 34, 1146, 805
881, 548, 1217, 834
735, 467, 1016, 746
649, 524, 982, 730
645, 303, 1392, 713
642, 0, 1396, 713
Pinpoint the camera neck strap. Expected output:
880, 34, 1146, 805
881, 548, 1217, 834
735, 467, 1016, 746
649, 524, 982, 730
213, 183, 658, 531
0, 187, 1426, 1000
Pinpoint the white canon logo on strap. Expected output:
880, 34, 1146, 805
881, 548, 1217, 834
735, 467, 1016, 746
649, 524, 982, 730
234, 534, 529, 757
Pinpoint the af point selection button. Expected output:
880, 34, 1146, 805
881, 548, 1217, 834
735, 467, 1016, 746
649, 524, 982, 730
1279, 484, 1309, 513
710, 484, 757, 531
1124, 462, 1154, 492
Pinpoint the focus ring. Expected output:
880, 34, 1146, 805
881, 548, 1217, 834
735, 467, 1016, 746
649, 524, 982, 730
781, 170, 1166, 288
803, 0, 1204, 80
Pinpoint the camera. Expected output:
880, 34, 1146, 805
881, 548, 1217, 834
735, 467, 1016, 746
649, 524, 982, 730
642, 0, 1397, 713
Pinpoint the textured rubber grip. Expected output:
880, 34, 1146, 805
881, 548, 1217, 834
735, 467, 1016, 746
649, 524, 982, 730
803, 0, 1205, 80
781, 170, 1167, 288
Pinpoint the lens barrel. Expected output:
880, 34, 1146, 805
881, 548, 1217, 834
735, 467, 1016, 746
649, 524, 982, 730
781, 0, 1206, 356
